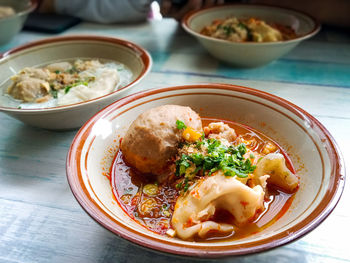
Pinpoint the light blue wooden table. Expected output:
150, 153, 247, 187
0, 19, 349, 263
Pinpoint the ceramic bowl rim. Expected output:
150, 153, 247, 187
66, 84, 345, 258
182, 4, 321, 46
0, 0, 37, 21
0, 35, 152, 113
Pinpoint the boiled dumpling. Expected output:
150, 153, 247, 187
248, 20, 282, 42
204, 122, 237, 143
254, 153, 298, 192
46, 62, 73, 73
14, 67, 52, 81
57, 68, 118, 106
171, 171, 265, 240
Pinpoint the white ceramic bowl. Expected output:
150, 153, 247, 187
0, 0, 36, 45
0, 35, 152, 130
66, 84, 345, 258
182, 4, 320, 67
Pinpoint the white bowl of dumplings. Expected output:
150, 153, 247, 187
0, 35, 152, 130
66, 84, 345, 258
0, 0, 36, 45
182, 4, 320, 67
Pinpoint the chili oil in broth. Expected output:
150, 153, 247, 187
111, 118, 297, 241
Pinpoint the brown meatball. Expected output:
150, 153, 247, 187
7, 78, 50, 102
121, 105, 202, 179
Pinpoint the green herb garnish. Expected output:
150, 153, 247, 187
64, 85, 72, 94
238, 22, 253, 41
175, 154, 191, 177
175, 139, 256, 182
67, 66, 77, 74
175, 182, 182, 189
183, 181, 190, 192
51, 89, 58, 98
176, 120, 187, 130
64, 80, 89, 94
238, 22, 246, 30
54, 70, 60, 74
222, 25, 236, 36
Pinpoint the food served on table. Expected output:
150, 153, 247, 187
0, 6, 15, 19
112, 105, 299, 241
6, 59, 132, 108
200, 17, 297, 42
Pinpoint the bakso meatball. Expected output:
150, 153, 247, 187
121, 105, 202, 180
7, 78, 50, 103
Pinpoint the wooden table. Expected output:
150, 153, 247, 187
0, 19, 349, 263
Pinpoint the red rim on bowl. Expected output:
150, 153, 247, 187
66, 84, 345, 258
182, 4, 321, 45
0, 35, 152, 112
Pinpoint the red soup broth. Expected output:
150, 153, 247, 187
110, 118, 297, 241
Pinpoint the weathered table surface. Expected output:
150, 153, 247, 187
0, 19, 349, 263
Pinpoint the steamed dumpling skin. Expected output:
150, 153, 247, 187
171, 171, 265, 240
254, 153, 299, 192
57, 68, 119, 106
46, 62, 72, 72
121, 105, 202, 179
204, 121, 237, 142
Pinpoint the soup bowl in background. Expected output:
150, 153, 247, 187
0, 0, 36, 45
66, 84, 344, 258
0, 35, 152, 130
182, 4, 320, 67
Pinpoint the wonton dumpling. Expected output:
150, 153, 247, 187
57, 68, 119, 106
254, 153, 298, 192
204, 122, 237, 143
248, 20, 282, 42
16, 67, 52, 81
46, 62, 72, 73
171, 171, 264, 240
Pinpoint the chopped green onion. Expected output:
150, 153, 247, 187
183, 182, 190, 192
51, 89, 58, 98
223, 25, 236, 36
143, 184, 158, 196
64, 85, 72, 94
175, 138, 256, 182
67, 66, 77, 74
176, 120, 187, 130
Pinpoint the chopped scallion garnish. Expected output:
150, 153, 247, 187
176, 120, 187, 130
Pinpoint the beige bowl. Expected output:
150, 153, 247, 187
182, 4, 320, 67
0, 0, 36, 45
0, 35, 152, 130
66, 84, 345, 258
